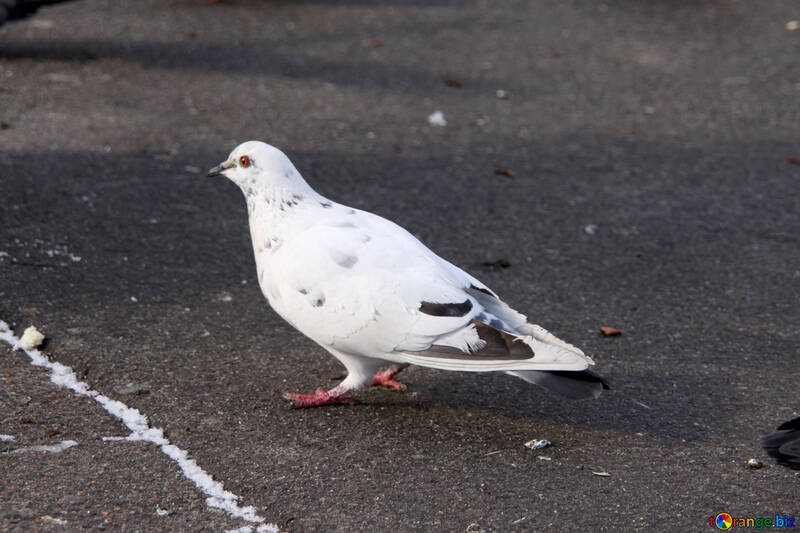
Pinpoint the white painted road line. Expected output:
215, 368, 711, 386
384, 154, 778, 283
6, 440, 78, 454
0, 320, 279, 533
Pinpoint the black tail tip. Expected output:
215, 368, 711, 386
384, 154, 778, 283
509, 369, 610, 400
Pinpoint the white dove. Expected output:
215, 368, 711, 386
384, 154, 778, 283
208, 141, 609, 408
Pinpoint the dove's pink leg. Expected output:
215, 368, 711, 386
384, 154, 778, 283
283, 385, 358, 408
371, 364, 409, 391
284, 364, 409, 407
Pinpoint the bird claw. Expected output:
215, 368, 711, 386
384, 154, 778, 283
371, 368, 407, 392
282, 368, 406, 408
282, 387, 358, 408
372, 377, 407, 392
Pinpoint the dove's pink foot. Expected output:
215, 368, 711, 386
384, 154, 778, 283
282, 385, 358, 408
371, 366, 408, 391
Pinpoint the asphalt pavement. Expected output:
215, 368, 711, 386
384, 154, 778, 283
1, 1, 799, 531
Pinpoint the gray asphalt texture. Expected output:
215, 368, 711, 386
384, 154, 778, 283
1, 0, 799, 531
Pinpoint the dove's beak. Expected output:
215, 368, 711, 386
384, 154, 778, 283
207, 160, 233, 177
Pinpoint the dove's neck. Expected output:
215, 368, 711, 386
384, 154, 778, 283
244, 182, 316, 215
243, 180, 326, 256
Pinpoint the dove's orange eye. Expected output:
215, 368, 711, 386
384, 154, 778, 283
239, 156, 250, 168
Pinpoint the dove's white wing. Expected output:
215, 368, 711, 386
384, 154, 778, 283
267, 207, 593, 373
266, 207, 473, 352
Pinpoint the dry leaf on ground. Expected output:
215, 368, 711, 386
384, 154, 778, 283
494, 168, 516, 178
600, 326, 623, 337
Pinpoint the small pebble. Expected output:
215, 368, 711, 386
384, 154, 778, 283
36, 516, 67, 525
428, 111, 447, 127
747, 458, 764, 469
13, 326, 45, 351
115, 382, 151, 396
524, 439, 552, 450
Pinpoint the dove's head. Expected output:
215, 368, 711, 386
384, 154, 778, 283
207, 141, 308, 195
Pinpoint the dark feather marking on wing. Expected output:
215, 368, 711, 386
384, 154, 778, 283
473, 321, 534, 357
419, 299, 473, 317
410, 319, 535, 360
332, 253, 358, 269
476, 312, 507, 332
469, 284, 495, 297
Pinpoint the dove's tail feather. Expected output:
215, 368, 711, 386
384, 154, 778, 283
393, 279, 609, 399
399, 318, 592, 371
398, 315, 602, 382
505, 369, 610, 400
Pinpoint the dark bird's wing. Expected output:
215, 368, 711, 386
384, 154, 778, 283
0, 0, 78, 27
762, 417, 800, 470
